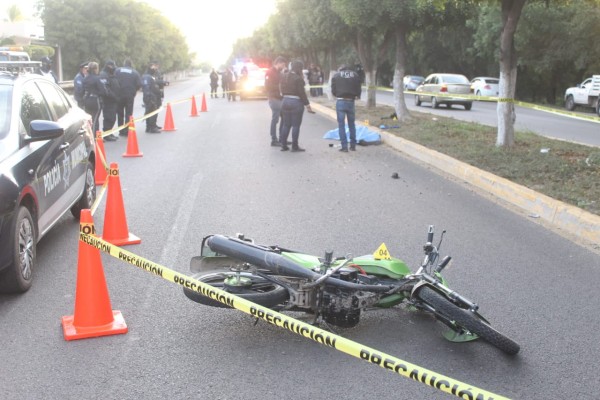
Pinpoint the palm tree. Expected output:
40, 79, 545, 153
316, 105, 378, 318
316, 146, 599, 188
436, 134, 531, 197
7, 5, 24, 22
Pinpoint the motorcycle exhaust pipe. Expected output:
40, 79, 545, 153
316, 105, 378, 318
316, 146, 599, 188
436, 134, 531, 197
206, 235, 392, 293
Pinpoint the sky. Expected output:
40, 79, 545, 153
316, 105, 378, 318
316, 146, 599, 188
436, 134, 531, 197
141, 0, 278, 66
11, 0, 278, 67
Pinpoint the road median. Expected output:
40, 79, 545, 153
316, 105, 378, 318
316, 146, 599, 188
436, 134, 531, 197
311, 102, 600, 250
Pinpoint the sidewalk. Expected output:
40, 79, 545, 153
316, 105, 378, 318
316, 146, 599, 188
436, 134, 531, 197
311, 102, 600, 251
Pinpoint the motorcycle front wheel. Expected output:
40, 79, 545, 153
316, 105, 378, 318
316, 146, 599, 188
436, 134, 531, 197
183, 270, 289, 309
417, 286, 520, 355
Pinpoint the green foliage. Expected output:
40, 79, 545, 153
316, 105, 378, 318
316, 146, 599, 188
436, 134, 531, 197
26, 45, 54, 60
0, 38, 16, 45
39, 0, 191, 78
229, 0, 600, 106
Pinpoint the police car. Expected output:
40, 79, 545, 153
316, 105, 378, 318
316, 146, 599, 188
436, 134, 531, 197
0, 63, 96, 293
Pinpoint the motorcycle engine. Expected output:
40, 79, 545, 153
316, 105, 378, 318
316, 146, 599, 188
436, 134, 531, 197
321, 267, 361, 328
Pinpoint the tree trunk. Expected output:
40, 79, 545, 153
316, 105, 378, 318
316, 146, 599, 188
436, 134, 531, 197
496, 0, 526, 147
327, 45, 337, 100
393, 24, 410, 121
356, 31, 376, 108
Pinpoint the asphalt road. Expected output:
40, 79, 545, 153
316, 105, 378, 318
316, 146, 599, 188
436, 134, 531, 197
1, 75, 599, 400
377, 90, 600, 148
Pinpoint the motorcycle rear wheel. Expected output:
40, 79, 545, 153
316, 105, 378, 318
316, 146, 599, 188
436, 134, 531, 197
183, 270, 289, 309
417, 286, 520, 355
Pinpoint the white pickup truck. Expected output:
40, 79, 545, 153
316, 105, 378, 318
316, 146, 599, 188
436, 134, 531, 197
564, 75, 600, 115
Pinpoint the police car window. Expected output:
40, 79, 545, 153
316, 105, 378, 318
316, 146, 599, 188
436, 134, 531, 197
0, 84, 12, 139
37, 80, 69, 120
20, 81, 51, 135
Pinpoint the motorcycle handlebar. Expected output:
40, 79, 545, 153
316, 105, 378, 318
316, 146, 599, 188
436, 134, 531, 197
427, 225, 434, 244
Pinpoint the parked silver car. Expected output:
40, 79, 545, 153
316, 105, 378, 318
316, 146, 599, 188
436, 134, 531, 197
415, 73, 472, 110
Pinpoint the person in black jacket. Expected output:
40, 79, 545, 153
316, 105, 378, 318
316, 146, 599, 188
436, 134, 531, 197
99, 60, 121, 141
279, 60, 315, 152
82, 61, 108, 136
331, 64, 362, 152
265, 56, 286, 146
209, 68, 219, 98
142, 62, 163, 133
115, 59, 142, 136
36, 56, 58, 83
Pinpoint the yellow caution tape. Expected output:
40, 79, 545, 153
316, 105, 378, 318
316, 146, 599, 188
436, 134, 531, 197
372, 85, 600, 124
79, 232, 511, 400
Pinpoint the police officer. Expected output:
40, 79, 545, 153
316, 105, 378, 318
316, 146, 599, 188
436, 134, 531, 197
73, 62, 88, 108
37, 56, 58, 83
99, 60, 121, 141
142, 62, 162, 133
279, 60, 315, 152
331, 64, 362, 152
115, 59, 142, 136
82, 61, 107, 135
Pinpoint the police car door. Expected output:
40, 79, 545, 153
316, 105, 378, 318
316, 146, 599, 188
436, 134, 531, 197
36, 80, 87, 225
19, 80, 67, 235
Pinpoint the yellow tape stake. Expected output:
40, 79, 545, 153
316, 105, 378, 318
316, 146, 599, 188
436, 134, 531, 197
80, 232, 511, 400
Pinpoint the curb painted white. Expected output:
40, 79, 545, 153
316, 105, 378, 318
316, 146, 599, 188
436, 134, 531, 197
312, 102, 600, 246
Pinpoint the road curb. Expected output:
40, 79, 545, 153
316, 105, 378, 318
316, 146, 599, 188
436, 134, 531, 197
311, 102, 600, 247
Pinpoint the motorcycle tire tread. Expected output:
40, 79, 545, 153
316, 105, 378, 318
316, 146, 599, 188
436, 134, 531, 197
417, 286, 520, 355
183, 270, 289, 309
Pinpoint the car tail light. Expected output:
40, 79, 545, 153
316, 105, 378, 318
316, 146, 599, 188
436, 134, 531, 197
440, 84, 448, 92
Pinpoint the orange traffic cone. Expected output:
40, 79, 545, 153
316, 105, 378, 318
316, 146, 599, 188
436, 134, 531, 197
61, 209, 128, 340
95, 131, 108, 185
190, 95, 198, 117
122, 116, 143, 157
101, 162, 141, 246
200, 92, 207, 112
162, 103, 176, 131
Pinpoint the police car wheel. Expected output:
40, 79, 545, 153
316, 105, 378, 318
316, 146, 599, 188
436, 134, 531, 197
0, 207, 36, 293
70, 160, 96, 220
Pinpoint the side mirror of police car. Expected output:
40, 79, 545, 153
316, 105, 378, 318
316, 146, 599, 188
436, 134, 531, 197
25, 120, 64, 143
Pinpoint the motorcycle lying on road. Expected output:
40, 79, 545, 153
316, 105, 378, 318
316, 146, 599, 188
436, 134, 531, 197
183, 226, 520, 355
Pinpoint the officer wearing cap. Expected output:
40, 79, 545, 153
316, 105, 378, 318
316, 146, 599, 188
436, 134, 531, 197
36, 56, 58, 83
99, 60, 121, 141
73, 62, 88, 108
331, 64, 362, 152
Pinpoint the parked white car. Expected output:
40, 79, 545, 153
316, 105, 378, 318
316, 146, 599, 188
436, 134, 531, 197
470, 77, 499, 97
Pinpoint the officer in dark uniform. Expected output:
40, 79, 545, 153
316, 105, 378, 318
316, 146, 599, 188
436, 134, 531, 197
331, 64, 362, 152
99, 60, 121, 141
142, 62, 162, 133
115, 59, 142, 136
36, 56, 58, 83
279, 60, 315, 152
82, 61, 108, 135
73, 62, 88, 108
